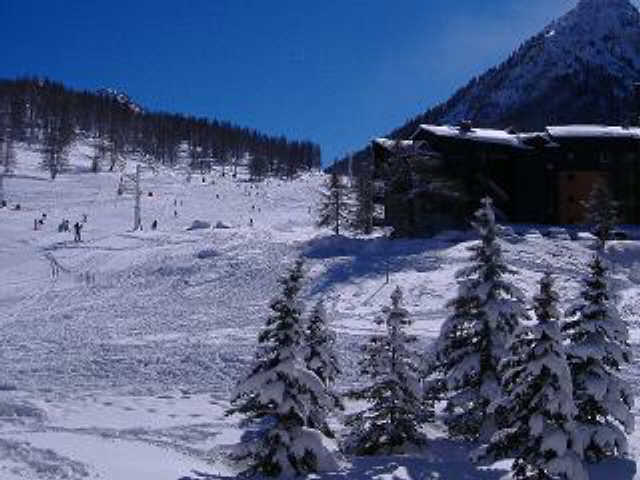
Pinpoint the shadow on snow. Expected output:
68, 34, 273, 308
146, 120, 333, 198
303, 235, 446, 295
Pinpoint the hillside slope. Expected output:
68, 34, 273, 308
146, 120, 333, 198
0, 140, 638, 478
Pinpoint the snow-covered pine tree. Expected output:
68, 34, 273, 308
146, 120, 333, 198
582, 181, 619, 251
227, 259, 339, 476
563, 255, 634, 462
478, 272, 588, 480
352, 170, 375, 234
317, 171, 351, 235
304, 300, 343, 437
345, 286, 426, 454
430, 197, 527, 440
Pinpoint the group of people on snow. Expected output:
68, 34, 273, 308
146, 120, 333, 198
33, 212, 86, 242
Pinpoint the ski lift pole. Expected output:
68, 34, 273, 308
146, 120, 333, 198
385, 259, 390, 284
133, 164, 142, 231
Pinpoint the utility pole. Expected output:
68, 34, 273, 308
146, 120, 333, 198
133, 164, 142, 231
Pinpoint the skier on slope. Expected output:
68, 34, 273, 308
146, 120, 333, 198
73, 222, 83, 242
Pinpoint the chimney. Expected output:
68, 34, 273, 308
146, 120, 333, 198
458, 120, 473, 133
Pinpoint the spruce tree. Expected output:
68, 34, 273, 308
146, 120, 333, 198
304, 300, 343, 437
582, 181, 618, 251
563, 255, 634, 462
430, 197, 527, 440
479, 273, 588, 480
88, 135, 108, 173
0, 101, 16, 204
227, 259, 339, 477
345, 286, 426, 454
0, 125, 14, 205
352, 170, 375, 234
317, 171, 351, 235
41, 99, 74, 179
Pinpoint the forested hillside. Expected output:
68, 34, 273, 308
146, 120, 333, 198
0, 77, 321, 180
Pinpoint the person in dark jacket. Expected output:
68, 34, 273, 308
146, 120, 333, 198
73, 222, 83, 242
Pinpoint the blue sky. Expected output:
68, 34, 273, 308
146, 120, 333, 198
0, 0, 602, 164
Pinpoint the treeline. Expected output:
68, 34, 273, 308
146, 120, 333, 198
0, 77, 321, 179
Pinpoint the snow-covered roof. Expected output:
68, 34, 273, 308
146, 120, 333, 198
546, 125, 640, 139
414, 125, 528, 149
373, 138, 436, 159
412, 124, 640, 148
373, 138, 418, 150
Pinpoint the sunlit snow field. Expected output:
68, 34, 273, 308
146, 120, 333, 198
0, 142, 638, 479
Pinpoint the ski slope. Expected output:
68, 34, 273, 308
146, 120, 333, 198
0, 142, 638, 479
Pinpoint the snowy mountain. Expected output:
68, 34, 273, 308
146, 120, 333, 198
344, 0, 640, 173
431, 0, 640, 129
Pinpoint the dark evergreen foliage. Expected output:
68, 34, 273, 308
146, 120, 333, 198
429, 197, 527, 440
352, 169, 375, 234
563, 255, 634, 462
227, 259, 338, 476
478, 273, 587, 480
304, 301, 343, 437
582, 181, 619, 251
317, 171, 351, 236
345, 286, 426, 455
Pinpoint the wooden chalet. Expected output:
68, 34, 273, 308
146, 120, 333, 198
374, 123, 640, 235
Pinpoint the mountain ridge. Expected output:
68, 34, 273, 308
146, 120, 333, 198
340, 0, 640, 174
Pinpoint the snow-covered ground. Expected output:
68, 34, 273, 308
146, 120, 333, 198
0, 142, 638, 479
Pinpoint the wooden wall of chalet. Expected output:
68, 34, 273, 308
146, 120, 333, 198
556, 171, 606, 224
377, 130, 640, 235
420, 134, 525, 221
550, 137, 640, 225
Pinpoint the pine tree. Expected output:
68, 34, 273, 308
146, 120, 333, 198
563, 255, 634, 462
317, 171, 351, 235
304, 301, 343, 437
41, 99, 74, 179
352, 170, 375, 234
582, 181, 619, 251
0, 109, 15, 205
345, 286, 426, 454
1, 134, 15, 176
88, 135, 109, 173
478, 273, 588, 480
249, 155, 269, 182
430, 197, 527, 440
227, 259, 339, 477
